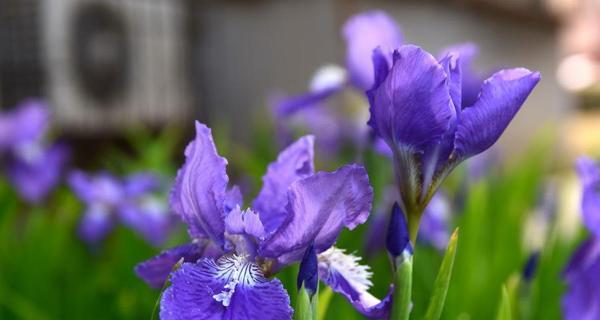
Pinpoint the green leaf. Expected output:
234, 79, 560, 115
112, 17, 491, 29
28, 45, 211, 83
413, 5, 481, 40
424, 228, 459, 320
495, 285, 512, 320
317, 286, 334, 320
295, 284, 318, 320
390, 255, 413, 320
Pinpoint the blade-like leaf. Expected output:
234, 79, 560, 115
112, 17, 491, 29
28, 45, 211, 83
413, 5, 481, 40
424, 228, 459, 320
495, 286, 512, 320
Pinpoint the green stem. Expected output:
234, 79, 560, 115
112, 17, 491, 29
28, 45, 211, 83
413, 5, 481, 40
390, 256, 413, 320
407, 210, 421, 246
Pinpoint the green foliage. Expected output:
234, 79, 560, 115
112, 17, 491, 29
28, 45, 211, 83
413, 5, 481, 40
0, 125, 578, 319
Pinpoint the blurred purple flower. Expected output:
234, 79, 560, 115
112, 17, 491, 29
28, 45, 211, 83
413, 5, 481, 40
562, 157, 600, 320
0, 100, 69, 203
368, 44, 539, 235
137, 122, 388, 319
69, 170, 173, 245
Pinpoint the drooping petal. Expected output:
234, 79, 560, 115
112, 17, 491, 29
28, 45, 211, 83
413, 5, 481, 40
8, 143, 69, 203
343, 10, 403, 90
160, 255, 292, 320
260, 164, 373, 265
170, 122, 229, 245
454, 68, 540, 159
78, 203, 115, 243
253, 135, 314, 234
135, 241, 221, 289
367, 45, 455, 153
318, 247, 391, 319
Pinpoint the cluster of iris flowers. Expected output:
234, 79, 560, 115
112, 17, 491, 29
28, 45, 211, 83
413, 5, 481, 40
2, 9, 599, 320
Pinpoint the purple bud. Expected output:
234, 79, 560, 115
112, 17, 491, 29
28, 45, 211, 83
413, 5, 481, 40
386, 202, 413, 261
297, 243, 318, 296
523, 251, 540, 282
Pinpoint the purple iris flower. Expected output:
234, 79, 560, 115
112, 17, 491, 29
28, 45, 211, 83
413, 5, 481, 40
368, 44, 540, 237
136, 122, 389, 319
562, 157, 600, 320
69, 171, 173, 245
0, 100, 69, 203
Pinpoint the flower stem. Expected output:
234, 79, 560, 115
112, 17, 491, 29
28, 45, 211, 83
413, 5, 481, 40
390, 255, 413, 320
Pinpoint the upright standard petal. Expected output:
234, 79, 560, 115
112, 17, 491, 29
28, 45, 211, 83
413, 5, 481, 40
454, 68, 540, 159
260, 164, 373, 265
160, 255, 292, 320
135, 241, 221, 289
171, 122, 229, 245
253, 135, 314, 234
318, 247, 391, 319
367, 45, 455, 152
343, 10, 403, 90
439, 43, 481, 109
577, 158, 600, 238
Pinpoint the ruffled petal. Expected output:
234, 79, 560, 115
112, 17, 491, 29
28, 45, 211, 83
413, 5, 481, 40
160, 255, 292, 320
260, 164, 372, 265
454, 68, 540, 159
253, 135, 314, 234
318, 247, 391, 319
343, 10, 403, 90
367, 45, 455, 153
224, 207, 265, 240
135, 241, 221, 289
170, 122, 229, 244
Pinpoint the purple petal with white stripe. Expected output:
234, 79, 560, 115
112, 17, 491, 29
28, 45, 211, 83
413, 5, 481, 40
160, 255, 292, 320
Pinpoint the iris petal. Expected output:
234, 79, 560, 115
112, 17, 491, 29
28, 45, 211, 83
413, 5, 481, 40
170, 122, 229, 245
160, 255, 292, 320
259, 164, 372, 265
454, 68, 540, 159
253, 135, 314, 234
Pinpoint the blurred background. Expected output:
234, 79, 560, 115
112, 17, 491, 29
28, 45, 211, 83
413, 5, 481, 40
1, 0, 600, 319
0, 0, 594, 149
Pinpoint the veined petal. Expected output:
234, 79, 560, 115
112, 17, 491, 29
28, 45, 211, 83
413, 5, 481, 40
259, 164, 373, 265
135, 241, 221, 289
170, 122, 229, 245
253, 135, 314, 234
454, 68, 540, 159
367, 45, 455, 153
160, 255, 292, 320
318, 247, 391, 319
343, 10, 403, 90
